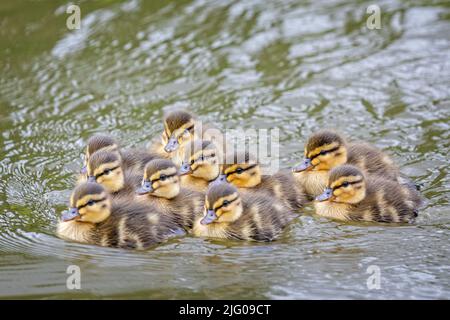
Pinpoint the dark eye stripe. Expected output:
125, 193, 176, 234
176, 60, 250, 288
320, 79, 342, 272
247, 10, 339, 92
95, 166, 120, 179
310, 146, 340, 161
226, 164, 257, 177
77, 197, 107, 210
151, 173, 177, 183
191, 153, 216, 168
211, 196, 239, 212
332, 179, 363, 190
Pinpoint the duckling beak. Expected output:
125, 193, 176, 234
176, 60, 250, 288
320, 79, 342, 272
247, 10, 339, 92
292, 158, 313, 172
179, 162, 192, 175
200, 209, 217, 225
315, 188, 333, 202
80, 166, 87, 174
210, 174, 227, 186
136, 180, 153, 195
87, 176, 96, 183
164, 137, 179, 153
61, 207, 80, 222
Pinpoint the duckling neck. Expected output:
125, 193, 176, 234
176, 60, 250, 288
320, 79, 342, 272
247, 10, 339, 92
57, 220, 95, 244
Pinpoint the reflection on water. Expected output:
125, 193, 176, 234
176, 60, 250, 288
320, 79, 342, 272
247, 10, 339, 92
0, 0, 449, 299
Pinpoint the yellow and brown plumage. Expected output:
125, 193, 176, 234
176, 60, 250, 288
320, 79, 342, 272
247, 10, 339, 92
179, 140, 221, 192
292, 130, 402, 197
314, 165, 423, 223
220, 151, 307, 211
192, 183, 296, 241
81, 134, 157, 178
85, 149, 142, 200
136, 158, 204, 230
56, 182, 180, 249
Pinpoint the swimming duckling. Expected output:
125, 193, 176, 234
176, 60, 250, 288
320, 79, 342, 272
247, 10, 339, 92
217, 151, 307, 211
81, 134, 156, 176
192, 183, 296, 241
179, 140, 221, 192
57, 182, 179, 249
292, 130, 401, 197
148, 110, 199, 166
85, 150, 142, 200
136, 159, 204, 230
314, 165, 422, 223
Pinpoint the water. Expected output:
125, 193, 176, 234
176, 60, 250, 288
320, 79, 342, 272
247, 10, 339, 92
0, 0, 449, 299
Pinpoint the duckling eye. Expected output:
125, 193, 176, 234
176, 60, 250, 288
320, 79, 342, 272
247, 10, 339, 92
87, 200, 95, 206
222, 200, 230, 206
104, 169, 112, 175
342, 182, 350, 187
160, 174, 167, 181
319, 150, 327, 156
236, 168, 243, 174
184, 129, 190, 135
190, 159, 195, 165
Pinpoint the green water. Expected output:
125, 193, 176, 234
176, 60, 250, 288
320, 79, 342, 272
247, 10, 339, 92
0, 0, 449, 299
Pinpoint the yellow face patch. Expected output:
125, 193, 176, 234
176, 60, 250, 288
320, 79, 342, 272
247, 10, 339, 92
148, 167, 178, 181
330, 175, 363, 189
91, 160, 121, 177
308, 142, 340, 159
75, 192, 108, 208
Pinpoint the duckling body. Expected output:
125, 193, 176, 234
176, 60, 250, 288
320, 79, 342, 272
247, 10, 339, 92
220, 152, 307, 211
314, 165, 422, 223
57, 183, 179, 249
192, 183, 296, 241
136, 159, 204, 230
293, 130, 401, 198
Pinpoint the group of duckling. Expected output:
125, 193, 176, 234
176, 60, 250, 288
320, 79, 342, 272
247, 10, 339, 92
57, 110, 423, 250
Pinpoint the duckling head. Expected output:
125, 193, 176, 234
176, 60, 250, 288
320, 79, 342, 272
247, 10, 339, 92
163, 110, 196, 153
201, 183, 243, 225
293, 130, 348, 173
61, 182, 112, 223
179, 140, 220, 182
86, 150, 124, 193
81, 134, 119, 174
220, 151, 261, 188
316, 164, 366, 204
137, 159, 180, 199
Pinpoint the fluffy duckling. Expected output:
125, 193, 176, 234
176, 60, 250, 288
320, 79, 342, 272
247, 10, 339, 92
148, 110, 199, 166
192, 183, 296, 241
292, 130, 401, 197
57, 182, 180, 249
85, 150, 141, 200
179, 140, 221, 192
217, 151, 307, 211
136, 159, 204, 230
314, 165, 422, 223
81, 134, 156, 176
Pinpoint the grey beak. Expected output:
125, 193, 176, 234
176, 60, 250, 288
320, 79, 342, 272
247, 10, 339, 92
200, 209, 217, 225
136, 180, 153, 195
61, 207, 80, 222
164, 138, 179, 153
179, 162, 192, 175
292, 158, 313, 172
315, 188, 333, 202
87, 176, 96, 183
80, 166, 87, 174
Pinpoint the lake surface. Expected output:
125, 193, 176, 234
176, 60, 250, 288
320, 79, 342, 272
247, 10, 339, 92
0, 0, 449, 299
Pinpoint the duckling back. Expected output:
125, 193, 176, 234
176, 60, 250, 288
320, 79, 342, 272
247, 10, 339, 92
92, 200, 180, 249
352, 177, 423, 223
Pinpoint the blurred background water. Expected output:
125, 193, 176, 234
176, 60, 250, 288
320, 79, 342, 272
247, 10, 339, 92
0, 0, 449, 299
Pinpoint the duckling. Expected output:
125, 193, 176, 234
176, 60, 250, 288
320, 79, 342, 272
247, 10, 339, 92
292, 130, 401, 197
81, 134, 157, 176
136, 159, 204, 230
85, 149, 142, 200
56, 182, 180, 249
314, 165, 423, 223
178, 140, 221, 192
192, 183, 296, 241
217, 151, 307, 211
